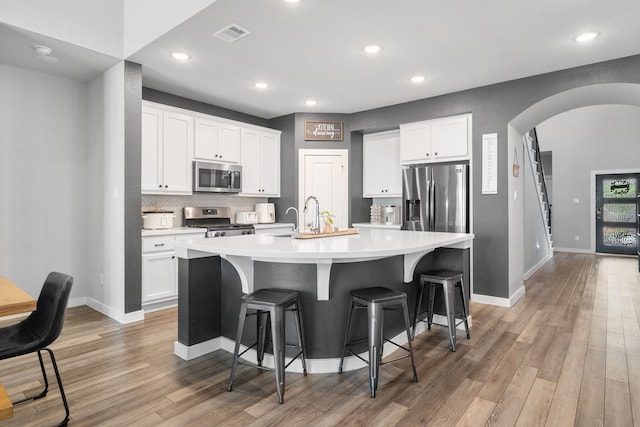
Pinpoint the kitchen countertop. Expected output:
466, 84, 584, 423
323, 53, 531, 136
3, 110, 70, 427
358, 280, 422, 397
172, 228, 473, 300
352, 222, 401, 229
141, 227, 207, 237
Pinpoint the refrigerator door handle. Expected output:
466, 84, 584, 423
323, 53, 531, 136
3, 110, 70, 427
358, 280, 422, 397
430, 173, 436, 230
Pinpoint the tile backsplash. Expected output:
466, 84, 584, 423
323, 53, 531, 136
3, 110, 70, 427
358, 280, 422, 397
142, 194, 270, 225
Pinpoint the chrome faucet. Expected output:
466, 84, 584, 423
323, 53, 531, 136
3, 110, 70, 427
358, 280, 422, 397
285, 206, 299, 236
303, 195, 320, 233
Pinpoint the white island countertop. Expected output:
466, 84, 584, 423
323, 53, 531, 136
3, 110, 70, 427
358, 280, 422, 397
173, 228, 473, 300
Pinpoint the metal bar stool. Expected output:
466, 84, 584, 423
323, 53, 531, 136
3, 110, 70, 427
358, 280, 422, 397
338, 287, 418, 398
413, 270, 470, 351
227, 288, 307, 404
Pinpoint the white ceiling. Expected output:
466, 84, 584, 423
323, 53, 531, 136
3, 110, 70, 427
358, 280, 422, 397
3, 0, 640, 119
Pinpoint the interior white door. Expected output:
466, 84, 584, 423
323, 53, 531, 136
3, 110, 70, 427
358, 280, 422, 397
298, 149, 349, 231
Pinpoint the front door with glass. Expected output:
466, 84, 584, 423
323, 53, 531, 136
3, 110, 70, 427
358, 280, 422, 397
595, 173, 639, 255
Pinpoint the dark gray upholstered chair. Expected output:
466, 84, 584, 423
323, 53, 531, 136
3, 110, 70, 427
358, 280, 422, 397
0, 272, 73, 426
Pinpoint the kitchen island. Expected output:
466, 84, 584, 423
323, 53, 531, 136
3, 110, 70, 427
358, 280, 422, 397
172, 228, 473, 373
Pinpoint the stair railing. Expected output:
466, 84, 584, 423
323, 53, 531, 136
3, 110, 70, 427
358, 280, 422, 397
529, 128, 551, 230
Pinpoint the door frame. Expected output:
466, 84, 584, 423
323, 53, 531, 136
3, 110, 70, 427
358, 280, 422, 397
590, 168, 640, 252
298, 149, 349, 229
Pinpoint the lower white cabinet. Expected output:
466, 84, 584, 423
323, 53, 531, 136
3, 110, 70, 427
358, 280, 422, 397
141, 233, 193, 306
141, 250, 177, 303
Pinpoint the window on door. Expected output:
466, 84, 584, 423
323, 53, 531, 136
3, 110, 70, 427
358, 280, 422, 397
595, 173, 639, 255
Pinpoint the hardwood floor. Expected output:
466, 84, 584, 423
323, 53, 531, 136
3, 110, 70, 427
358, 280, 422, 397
1, 252, 639, 426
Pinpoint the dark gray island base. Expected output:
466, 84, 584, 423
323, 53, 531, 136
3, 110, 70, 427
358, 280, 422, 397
174, 229, 472, 374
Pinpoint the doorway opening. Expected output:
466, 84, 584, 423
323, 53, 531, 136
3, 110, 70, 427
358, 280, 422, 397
595, 172, 639, 255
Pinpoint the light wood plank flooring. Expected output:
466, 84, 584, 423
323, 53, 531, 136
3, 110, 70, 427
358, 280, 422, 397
1, 252, 639, 426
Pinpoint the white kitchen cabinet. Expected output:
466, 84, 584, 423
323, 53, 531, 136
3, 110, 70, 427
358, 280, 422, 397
240, 128, 281, 197
142, 104, 193, 194
400, 114, 471, 165
193, 117, 241, 163
141, 235, 179, 305
363, 130, 401, 197
142, 250, 177, 303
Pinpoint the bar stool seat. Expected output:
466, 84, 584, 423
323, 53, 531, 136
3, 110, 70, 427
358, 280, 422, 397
227, 288, 307, 404
413, 271, 470, 351
339, 287, 418, 398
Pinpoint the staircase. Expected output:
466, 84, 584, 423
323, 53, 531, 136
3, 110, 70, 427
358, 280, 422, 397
524, 128, 553, 251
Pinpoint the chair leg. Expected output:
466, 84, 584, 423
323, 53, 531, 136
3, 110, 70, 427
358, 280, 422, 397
271, 306, 286, 404
367, 302, 384, 398
292, 301, 307, 375
442, 281, 457, 352
42, 348, 70, 427
458, 280, 471, 339
338, 300, 355, 374
256, 310, 268, 367
412, 282, 425, 340
227, 302, 248, 392
427, 285, 436, 329
400, 299, 419, 383
12, 350, 51, 406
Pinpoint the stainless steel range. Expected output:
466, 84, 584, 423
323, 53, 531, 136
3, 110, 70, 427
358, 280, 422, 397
184, 207, 255, 238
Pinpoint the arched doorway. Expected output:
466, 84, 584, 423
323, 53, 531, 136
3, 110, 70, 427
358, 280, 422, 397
506, 83, 640, 301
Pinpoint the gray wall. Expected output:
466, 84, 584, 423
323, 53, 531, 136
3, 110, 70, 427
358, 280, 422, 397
124, 62, 142, 313
143, 87, 268, 127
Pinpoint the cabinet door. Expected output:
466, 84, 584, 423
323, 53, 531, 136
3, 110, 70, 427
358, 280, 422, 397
217, 123, 241, 163
385, 134, 402, 196
161, 111, 193, 193
431, 115, 469, 160
363, 135, 387, 197
260, 132, 280, 196
400, 123, 431, 164
194, 118, 218, 160
141, 107, 162, 192
240, 128, 262, 194
141, 252, 177, 302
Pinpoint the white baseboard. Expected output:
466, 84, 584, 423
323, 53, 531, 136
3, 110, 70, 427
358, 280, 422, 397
471, 291, 525, 308
554, 247, 593, 254
85, 297, 144, 324
524, 253, 553, 279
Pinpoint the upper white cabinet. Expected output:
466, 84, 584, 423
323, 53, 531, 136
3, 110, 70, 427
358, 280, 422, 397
240, 128, 281, 197
142, 104, 193, 194
193, 117, 241, 163
142, 101, 281, 196
400, 114, 471, 165
363, 130, 401, 197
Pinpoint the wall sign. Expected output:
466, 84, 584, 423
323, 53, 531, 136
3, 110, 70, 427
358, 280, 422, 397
304, 120, 344, 141
482, 133, 498, 194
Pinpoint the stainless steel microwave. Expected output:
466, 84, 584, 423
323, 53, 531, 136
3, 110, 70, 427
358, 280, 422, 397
193, 161, 241, 193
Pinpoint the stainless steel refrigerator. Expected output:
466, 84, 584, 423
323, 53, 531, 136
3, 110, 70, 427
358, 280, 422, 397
402, 164, 469, 232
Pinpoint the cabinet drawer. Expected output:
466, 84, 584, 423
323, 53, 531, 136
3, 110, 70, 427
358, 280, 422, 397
142, 236, 176, 253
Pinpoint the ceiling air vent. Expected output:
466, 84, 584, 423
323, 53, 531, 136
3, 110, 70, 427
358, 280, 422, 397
212, 24, 251, 43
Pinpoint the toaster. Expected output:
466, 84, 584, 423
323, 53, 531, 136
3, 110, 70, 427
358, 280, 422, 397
235, 211, 259, 224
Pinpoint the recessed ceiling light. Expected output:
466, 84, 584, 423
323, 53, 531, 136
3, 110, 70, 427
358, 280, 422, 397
284, 0, 300, 3
363, 44, 381, 54
305, 99, 317, 107
411, 75, 426, 84
574, 32, 599, 43
171, 52, 190, 61
254, 82, 269, 90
